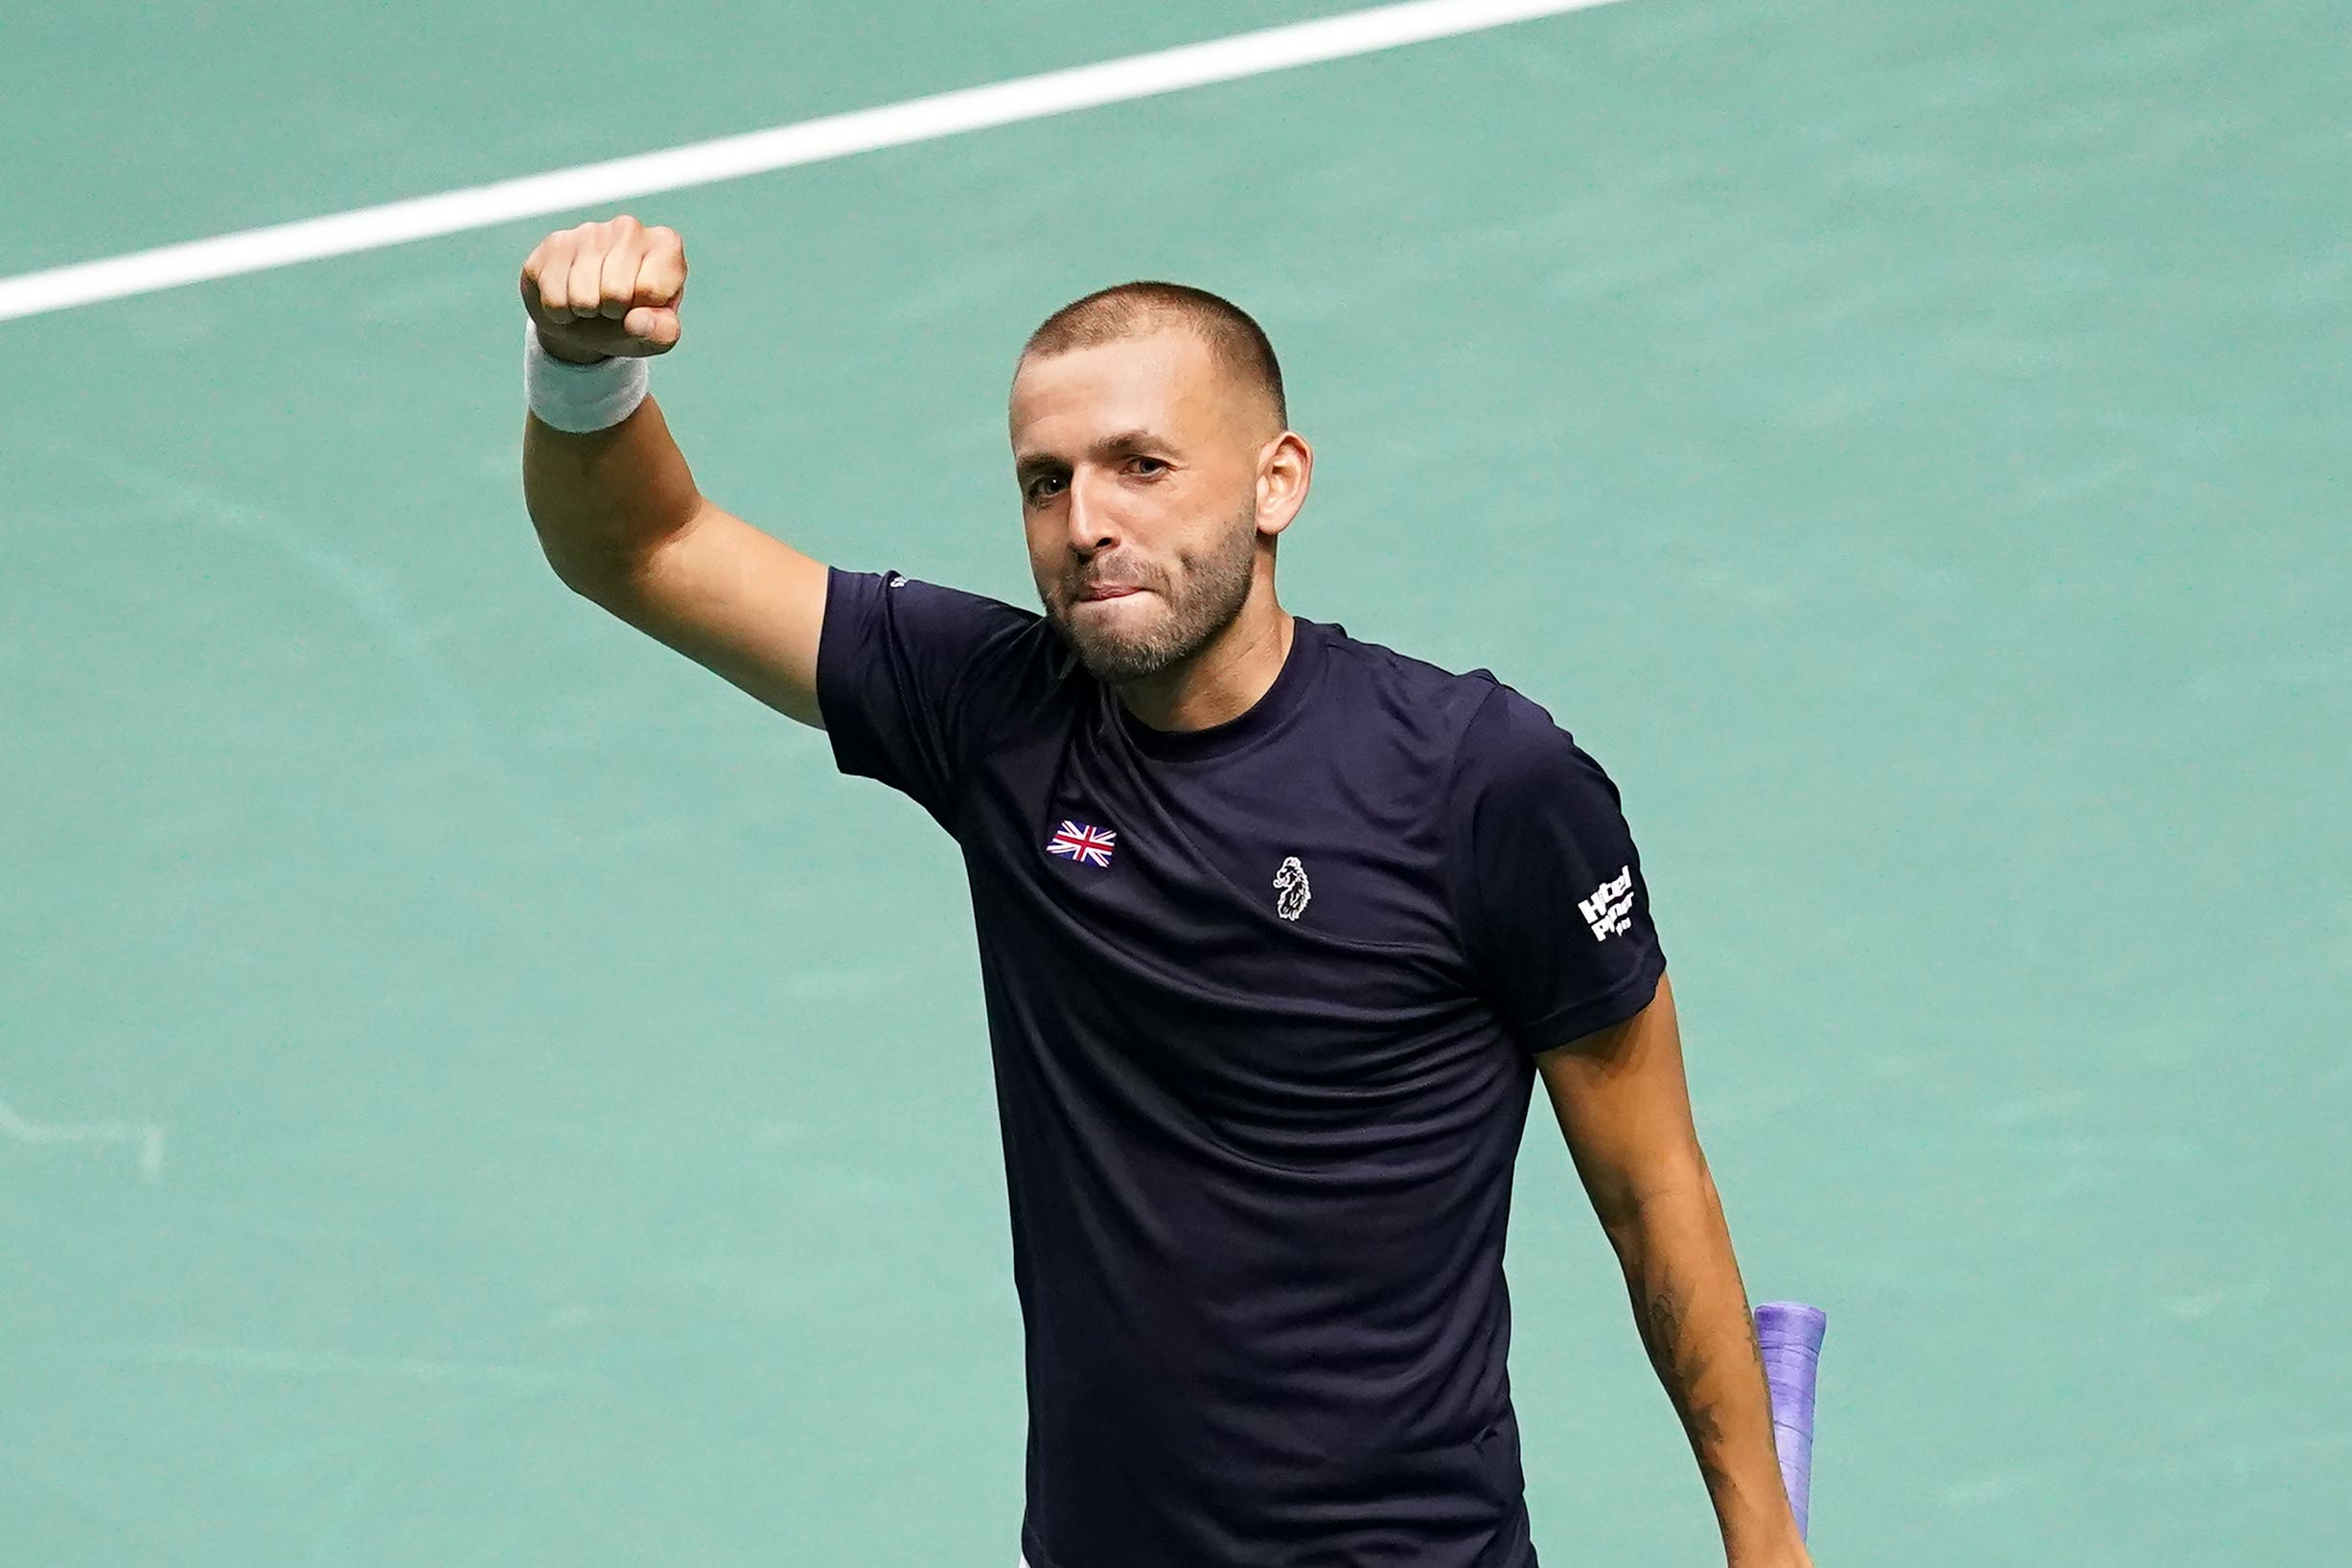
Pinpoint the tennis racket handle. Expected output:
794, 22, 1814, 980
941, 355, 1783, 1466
1753, 1301, 1828, 1540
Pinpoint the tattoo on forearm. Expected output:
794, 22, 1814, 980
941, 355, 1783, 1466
1636, 1282, 1781, 1505
1742, 1311, 1771, 1395
1641, 1287, 1730, 1493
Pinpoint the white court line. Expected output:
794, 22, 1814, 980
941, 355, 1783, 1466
0, 1094, 165, 1181
0, 0, 1629, 324
95, 1342, 601, 1391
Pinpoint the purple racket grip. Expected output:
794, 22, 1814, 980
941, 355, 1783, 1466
1753, 1301, 1827, 1540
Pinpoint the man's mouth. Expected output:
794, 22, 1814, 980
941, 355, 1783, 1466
1077, 583, 1145, 603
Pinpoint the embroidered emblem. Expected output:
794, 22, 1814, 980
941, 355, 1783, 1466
1046, 820, 1118, 868
1273, 856, 1312, 921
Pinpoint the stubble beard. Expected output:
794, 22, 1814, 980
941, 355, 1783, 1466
1044, 506, 1260, 686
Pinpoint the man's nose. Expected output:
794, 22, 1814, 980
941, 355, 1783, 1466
1066, 471, 1121, 557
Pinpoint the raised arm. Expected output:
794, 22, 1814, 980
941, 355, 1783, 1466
1536, 974, 1810, 1568
520, 216, 830, 727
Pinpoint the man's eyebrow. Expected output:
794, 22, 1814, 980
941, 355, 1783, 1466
1014, 430, 1169, 476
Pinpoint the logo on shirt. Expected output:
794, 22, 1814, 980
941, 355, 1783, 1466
1046, 819, 1118, 868
1579, 865, 1636, 941
1273, 856, 1311, 922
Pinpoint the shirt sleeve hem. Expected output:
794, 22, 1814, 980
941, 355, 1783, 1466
814, 566, 888, 784
1515, 946, 1667, 1055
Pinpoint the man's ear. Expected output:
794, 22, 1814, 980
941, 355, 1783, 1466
1256, 431, 1314, 538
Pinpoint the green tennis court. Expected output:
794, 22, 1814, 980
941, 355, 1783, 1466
3, 2, 2345, 1562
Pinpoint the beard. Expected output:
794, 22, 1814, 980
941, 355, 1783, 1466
1041, 505, 1260, 686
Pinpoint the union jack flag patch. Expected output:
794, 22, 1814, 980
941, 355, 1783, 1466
1046, 820, 1118, 868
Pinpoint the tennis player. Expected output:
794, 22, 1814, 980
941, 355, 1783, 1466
517, 216, 1812, 1568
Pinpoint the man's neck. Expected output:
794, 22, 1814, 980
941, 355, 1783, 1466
1117, 598, 1295, 734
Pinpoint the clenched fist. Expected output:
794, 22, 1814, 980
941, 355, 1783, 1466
521, 216, 686, 364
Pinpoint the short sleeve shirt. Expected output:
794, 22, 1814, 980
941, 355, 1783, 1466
818, 568, 1665, 1568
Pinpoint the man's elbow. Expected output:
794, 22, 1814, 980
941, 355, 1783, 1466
528, 499, 699, 613
1597, 1141, 1717, 1229
536, 528, 640, 609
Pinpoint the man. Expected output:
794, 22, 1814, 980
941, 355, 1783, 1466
518, 215, 1811, 1568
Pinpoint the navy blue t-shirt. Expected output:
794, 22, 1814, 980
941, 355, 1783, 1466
817, 569, 1665, 1568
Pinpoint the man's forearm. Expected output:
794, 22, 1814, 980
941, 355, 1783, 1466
518, 215, 707, 605
1605, 1159, 1808, 1563
523, 395, 705, 604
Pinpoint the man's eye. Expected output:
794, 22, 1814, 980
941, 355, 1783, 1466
1026, 474, 1068, 501
1128, 457, 1168, 477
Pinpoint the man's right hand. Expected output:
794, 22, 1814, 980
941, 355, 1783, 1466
521, 216, 687, 364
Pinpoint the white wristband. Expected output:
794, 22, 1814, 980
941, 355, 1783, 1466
524, 321, 650, 434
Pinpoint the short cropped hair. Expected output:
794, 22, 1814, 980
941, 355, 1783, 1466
1022, 281, 1287, 427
